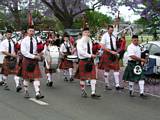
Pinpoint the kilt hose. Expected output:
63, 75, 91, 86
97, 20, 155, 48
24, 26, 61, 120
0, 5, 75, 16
1, 57, 17, 76
22, 57, 42, 80
59, 58, 73, 70
98, 51, 120, 71
74, 59, 96, 81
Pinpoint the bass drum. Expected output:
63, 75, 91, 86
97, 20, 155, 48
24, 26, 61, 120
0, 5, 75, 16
45, 45, 60, 70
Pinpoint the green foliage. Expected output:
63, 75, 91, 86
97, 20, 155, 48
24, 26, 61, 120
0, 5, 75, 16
73, 11, 113, 33
0, 12, 7, 29
86, 11, 112, 31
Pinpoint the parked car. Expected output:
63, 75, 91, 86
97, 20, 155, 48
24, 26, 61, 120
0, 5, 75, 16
140, 41, 160, 75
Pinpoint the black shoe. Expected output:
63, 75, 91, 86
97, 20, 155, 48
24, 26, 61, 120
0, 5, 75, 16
91, 94, 101, 99
24, 91, 30, 99
81, 90, 88, 98
4, 85, 10, 90
140, 94, 147, 99
64, 77, 68, 82
129, 91, 135, 97
35, 94, 44, 100
46, 81, 53, 87
105, 86, 112, 90
0, 81, 5, 86
29, 79, 34, 83
116, 86, 124, 90
16, 86, 22, 92
69, 78, 74, 82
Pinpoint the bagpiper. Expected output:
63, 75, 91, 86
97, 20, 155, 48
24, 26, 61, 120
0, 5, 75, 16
20, 26, 44, 99
0, 30, 22, 92
75, 28, 101, 99
99, 25, 124, 90
123, 35, 147, 98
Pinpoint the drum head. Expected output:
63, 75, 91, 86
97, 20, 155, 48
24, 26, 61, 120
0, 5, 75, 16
67, 55, 78, 59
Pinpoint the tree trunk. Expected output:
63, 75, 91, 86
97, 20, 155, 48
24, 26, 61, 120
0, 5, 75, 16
12, 10, 21, 30
61, 17, 73, 29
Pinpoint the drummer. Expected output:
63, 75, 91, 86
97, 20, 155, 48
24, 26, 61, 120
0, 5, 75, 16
59, 33, 74, 82
43, 33, 55, 87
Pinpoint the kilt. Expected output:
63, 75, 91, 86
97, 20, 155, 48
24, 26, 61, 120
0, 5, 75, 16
98, 51, 120, 71
59, 58, 73, 69
123, 61, 145, 82
74, 59, 96, 81
1, 57, 17, 76
22, 57, 42, 80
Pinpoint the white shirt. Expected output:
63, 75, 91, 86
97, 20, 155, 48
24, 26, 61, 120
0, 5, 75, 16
21, 36, 37, 59
100, 32, 117, 50
77, 36, 92, 59
127, 43, 141, 61
0, 39, 15, 55
60, 41, 72, 54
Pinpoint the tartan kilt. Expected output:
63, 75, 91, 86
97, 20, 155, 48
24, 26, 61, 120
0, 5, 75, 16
74, 60, 96, 81
22, 57, 42, 80
98, 51, 120, 71
123, 61, 145, 82
1, 57, 17, 76
59, 58, 73, 69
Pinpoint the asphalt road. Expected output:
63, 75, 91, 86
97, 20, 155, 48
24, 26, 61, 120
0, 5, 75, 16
0, 72, 160, 120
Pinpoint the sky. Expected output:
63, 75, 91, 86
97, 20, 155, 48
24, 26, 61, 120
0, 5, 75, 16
97, 5, 141, 23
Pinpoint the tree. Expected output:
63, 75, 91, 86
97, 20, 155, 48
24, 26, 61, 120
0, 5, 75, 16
0, 12, 7, 29
73, 11, 112, 32
0, 0, 21, 29
41, 0, 103, 28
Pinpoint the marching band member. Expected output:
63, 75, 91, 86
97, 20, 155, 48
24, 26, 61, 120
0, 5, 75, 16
0, 30, 22, 92
99, 25, 124, 90
43, 33, 55, 87
59, 33, 74, 82
123, 35, 147, 98
14, 30, 28, 91
75, 28, 101, 98
21, 26, 44, 99
117, 31, 127, 60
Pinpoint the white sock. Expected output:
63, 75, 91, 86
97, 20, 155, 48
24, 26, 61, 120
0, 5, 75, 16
80, 81, 85, 90
33, 81, 40, 95
91, 80, 96, 95
139, 80, 145, 94
113, 72, 120, 87
69, 68, 73, 78
86, 80, 90, 84
47, 73, 52, 82
23, 80, 29, 91
2, 75, 7, 81
104, 72, 110, 86
63, 70, 68, 78
129, 82, 134, 92
14, 76, 20, 87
